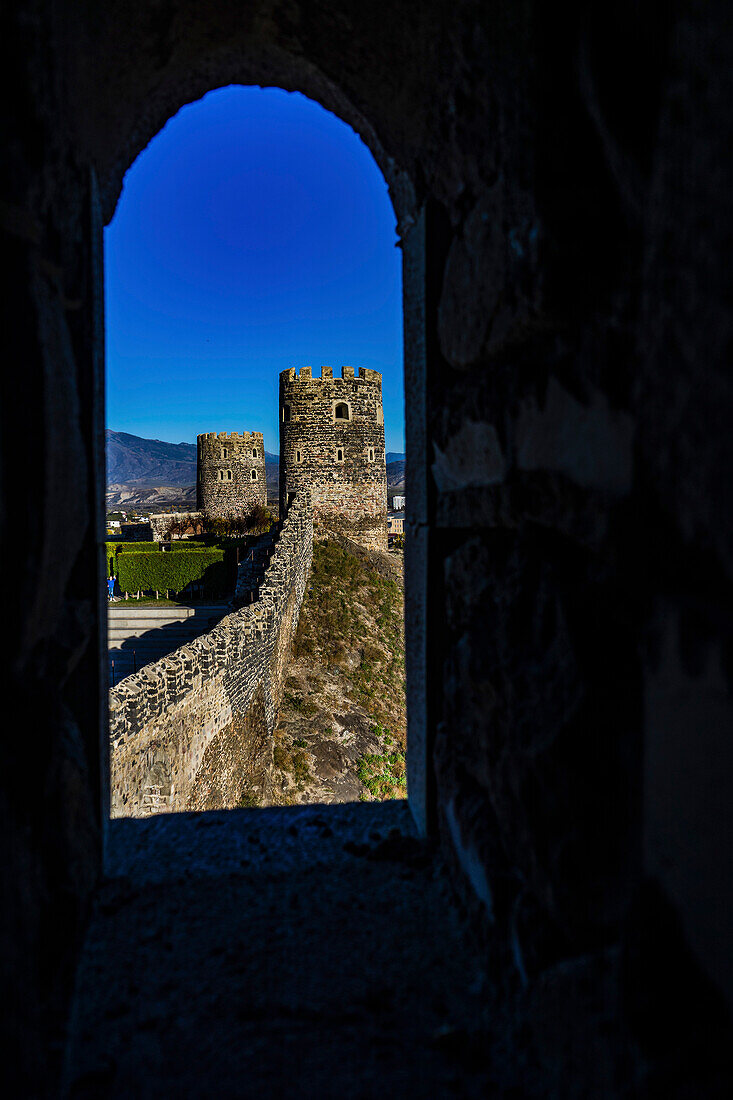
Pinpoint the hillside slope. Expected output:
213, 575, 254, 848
106, 430, 198, 486
270, 540, 406, 804
105, 430, 279, 504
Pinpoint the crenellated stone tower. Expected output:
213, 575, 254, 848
279, 365, 388, 550
197, 431, 267, 519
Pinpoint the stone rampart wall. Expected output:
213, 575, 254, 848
108, 492, 313, 816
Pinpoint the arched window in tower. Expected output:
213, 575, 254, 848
221, 447, 229, 459
368, 447, 375, 462
336, 448, 344, 463
252, 448, 257, 457
251, 469, 257, 480
335, 402, 350, 420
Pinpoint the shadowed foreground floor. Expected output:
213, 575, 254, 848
64, 803, 491, 1098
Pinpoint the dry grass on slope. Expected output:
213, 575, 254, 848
271, 540, 406, 805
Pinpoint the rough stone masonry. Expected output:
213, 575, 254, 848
108, 492, 312, 815
197, 430, 267, 519
280, 365, 388, 550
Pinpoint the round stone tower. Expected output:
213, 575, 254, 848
279, 365, 388, 550
197, 431, 267, 520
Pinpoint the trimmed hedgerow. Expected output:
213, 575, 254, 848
105, 541, 213, 576
116, 549, 226, 596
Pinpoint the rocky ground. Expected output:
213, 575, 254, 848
269, 539, 406, 805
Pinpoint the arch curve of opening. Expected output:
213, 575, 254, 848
98, 49, 417, 238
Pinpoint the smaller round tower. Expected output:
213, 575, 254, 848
197, 431, 267, 520
279, 365, 388, 549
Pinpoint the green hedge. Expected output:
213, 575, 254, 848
106, 540, 210, 555
116, 549, 227, 596
105, 541, 212, 576
105, 536, 258, 589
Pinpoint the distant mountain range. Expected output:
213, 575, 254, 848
106, 430, 404, 507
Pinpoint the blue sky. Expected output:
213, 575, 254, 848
105, 85, 404, 455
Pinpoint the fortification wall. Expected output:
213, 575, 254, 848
279, 366, 388, 550
148, 511, 203, 541
197, 431, 267, 519
108, 492, 313, 816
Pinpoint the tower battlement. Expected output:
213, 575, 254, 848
280, 365, 382, 387
197, 431, 264, 444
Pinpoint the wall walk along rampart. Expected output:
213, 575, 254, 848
108, 492, 313, 817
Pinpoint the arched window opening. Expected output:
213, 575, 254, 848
104, 84, 406, 820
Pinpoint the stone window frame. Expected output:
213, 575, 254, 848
295, 449, 302, 464
93, 85, 429, 841
332, 400, 352, 422
368, 447, 375, 462
335, 447, 345, 464
250, 469, 258, 480
217, 469, 233, 482
251, 447, 258, 457
221, 447, 229, 459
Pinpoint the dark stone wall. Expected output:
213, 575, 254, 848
196, 430, 266, 518
3, 0, 732, 1094
279, 365, 388, 550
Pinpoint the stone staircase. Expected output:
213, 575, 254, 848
108, 604, 226, 686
